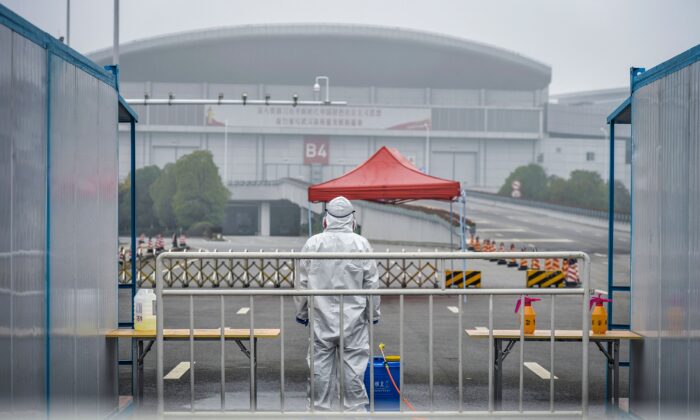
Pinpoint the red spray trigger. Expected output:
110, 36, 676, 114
515, 296, 541, 313
589, 291, 612, 310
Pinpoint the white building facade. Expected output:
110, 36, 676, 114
90, 24, 550, 193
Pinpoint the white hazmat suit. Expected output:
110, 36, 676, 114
295, 196, 381, 411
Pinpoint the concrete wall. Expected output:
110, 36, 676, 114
356, 202, 457, 245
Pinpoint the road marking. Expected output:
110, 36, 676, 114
447, 306, 460, 314
524, 362, 558, 380
165, 362, 191, 380
497, 238, 574, 243
474, 326, 488, 332
474, 219, 497, 225
478, 228, 526, 233
594, 253, 606, 257
237, 307, 250, 314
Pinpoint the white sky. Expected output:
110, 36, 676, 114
4, 0, 699, 94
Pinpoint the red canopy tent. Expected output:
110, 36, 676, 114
308, 146, 461, 203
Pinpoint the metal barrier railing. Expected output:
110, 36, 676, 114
155, 251, 590, 417
123, 249, 442, 288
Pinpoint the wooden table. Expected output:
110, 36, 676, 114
465, 329, 642, 410
106, 328, 280, 408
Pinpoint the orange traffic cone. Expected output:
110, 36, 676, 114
544, 258, 553, 271
531, 257, 541, 270
487, 240, 498, 262
562, 258, 569, 274
497, 242, 507, 265
468, 235, 475, 251
566, 259, 580, 285
474, 237, 482, 252
518, 248, 529, 271
508, 244, 518, 267
552, 258, 561, 271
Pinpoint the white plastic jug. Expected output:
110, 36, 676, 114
134, 289, 157, 331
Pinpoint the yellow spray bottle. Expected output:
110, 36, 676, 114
589, 290, 612, 334
515, 296, 541, 334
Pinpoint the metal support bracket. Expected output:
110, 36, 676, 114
497, 340, 517, 366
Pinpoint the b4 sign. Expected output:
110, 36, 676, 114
304, 136, 330, 165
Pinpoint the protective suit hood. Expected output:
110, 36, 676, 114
324, 196, 355, 232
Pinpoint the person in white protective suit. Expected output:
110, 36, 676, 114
295, 196, 381, 412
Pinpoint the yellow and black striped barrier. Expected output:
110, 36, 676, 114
527, 270, 565, 288
445, 270, 481, 288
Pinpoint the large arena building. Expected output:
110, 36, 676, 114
90, 24, 629, 235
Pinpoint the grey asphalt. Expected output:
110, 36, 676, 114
119, 198, 632, 417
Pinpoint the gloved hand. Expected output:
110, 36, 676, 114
296, 316, 309, 326
373, 319, 379, 325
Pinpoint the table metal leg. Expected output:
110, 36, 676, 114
130, 338, 138, 406
606, 341, 612, 407
253, 338, 258, 411
138, 339, 144, 406
613, 340, 620, 408
495, 339, 503, 410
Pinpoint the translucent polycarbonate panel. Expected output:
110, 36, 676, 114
49, 55, 119, 416
9, 30, 47, 415
0, 23, 12, 411
49, 56, 77, 415
630, 60, 700, 418
96, 77, 119, 415
0, 28, 48, 417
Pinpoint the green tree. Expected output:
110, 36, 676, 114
547, 175, 569, 204
149, 163, 178, 230
118, 165, 162, 234
171, 150, 230, 229
565, 170, 607, 209
608, 180, 631, 213
118, 179, 130, 234
498, 164, 549, 201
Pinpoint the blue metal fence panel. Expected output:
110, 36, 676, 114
629, 58, 700, 418
0, 25, 48, 417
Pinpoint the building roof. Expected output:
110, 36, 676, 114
550, 87, 629, 106
308, 146, 461, 203
89, 23, 551, 90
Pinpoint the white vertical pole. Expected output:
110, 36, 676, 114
65, 0, 70, 45
224, 119, 228, 184
113, 0, 119, 65
425, 123, 431, 174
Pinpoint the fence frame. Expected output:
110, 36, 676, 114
155, 251, 590, 416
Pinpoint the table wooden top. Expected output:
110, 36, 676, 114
106, 328, 280, 339
465, 329, 642, 341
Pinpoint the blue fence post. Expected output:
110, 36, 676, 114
607, 122, 615, 327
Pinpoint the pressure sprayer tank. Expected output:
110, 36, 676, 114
134, 289, 157, 331
364, 356, 400, 411
515, 296, 541, 335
